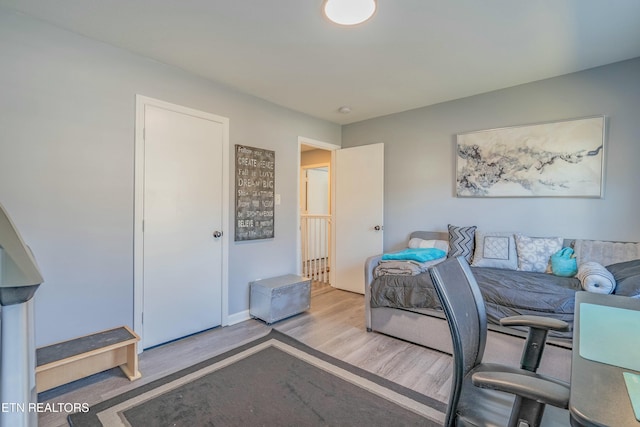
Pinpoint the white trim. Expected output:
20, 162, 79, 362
297, 137, 340, 278
226, 310, 251, 326
134, 95, 230, 351
301, 162, 331, 170
299, 136, 341, 152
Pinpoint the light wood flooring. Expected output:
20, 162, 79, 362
38, 283, 453, 426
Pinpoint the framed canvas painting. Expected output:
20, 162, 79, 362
456, 116, 605, 198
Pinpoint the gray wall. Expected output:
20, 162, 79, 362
0, 9, 340, 346
343, 58, 640, 251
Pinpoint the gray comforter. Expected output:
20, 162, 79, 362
370, 267, 582, 338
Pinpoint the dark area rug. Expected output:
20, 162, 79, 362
68, 329, 445, 426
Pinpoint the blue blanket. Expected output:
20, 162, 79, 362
382, 248, 446, 263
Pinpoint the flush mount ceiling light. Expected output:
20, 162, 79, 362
322, 0, 377, 26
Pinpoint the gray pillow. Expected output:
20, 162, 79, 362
607, 259, 640, 298
447, 224, 477, 263
471, 231, 518, 270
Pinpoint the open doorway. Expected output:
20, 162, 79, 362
300, 144, 331, 284
297, 138, 384, 295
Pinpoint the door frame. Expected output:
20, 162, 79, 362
297, 137, 340, 284
134, 95, 230, 350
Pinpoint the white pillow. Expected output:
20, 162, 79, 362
515, 234, 563, 273
408, 238, 449, 252
471, 231, 518, 270
577, 262, 616, 294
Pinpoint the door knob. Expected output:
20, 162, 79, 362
213, 231, 223, 238
374, 225, 383, 231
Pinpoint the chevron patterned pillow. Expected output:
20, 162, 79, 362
447, 224, 477, 262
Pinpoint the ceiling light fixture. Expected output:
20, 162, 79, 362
338, 106, 352, 114
322, 0, 377, 26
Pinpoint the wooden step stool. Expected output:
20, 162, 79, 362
36, 326, 141, 393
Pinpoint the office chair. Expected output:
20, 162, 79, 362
429, 257, 571, 427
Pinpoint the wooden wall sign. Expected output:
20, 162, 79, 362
235, 145, 275, 241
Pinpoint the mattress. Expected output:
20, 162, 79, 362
370, 266, 582, 338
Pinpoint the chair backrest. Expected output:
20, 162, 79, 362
429, 256, 488, 426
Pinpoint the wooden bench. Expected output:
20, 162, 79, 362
36, 326, 141, 393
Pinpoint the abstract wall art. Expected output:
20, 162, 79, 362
456, 116, 605, 198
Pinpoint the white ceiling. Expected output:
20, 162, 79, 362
3, 0, 640, 125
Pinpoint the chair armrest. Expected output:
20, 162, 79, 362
500, 315, 569, 332
472, 371, 569, 409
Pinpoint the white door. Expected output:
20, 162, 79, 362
141, 102, 226, 348
333, 143, 384, 294
306, 168, 329, 215
304, 167, 330, 260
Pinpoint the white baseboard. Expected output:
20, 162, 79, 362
226, 309, 251, 326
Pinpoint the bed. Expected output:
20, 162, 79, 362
365, 231, 640, 382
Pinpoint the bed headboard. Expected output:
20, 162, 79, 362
408, 230, 640, 267
409, 231, 449, 241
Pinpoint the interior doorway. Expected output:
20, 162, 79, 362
300, 145, 331, 283
134, 95, 229, 350
297, 138, 384, 294
298, 138, 338, 285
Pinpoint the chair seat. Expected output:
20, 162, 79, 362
455, 363, 570, 427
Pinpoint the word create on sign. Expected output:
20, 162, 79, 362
235, 145, 276, 241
